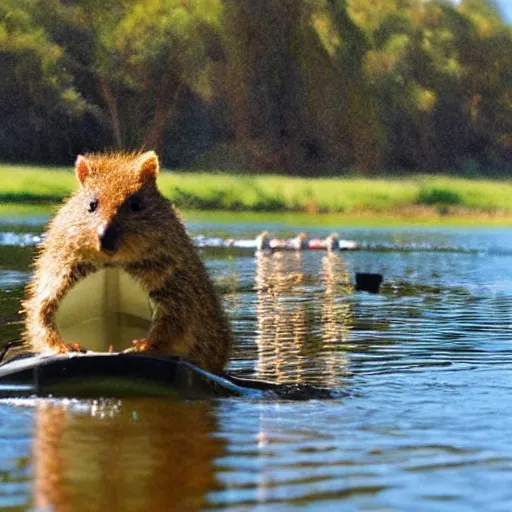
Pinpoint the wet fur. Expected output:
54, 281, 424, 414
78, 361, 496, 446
22, 151, 232, 373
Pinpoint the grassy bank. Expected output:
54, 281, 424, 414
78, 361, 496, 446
2, 164, 512, 221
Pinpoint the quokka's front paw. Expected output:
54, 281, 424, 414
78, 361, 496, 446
126, 338, 152, 353
55, 342, 87, 354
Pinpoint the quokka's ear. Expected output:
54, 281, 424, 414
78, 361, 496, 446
137, 151, 159, 182
75, 155, 92, 187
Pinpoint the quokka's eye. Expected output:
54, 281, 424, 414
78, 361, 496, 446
128, 196, 143, 212
88, 199, 98, 213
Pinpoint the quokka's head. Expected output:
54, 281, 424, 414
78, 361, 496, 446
72, 150, 170, 261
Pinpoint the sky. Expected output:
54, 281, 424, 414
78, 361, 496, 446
498, 0, 512, 21
450, 0, 512, 22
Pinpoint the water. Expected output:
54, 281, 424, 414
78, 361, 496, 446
1, 210, 512, 511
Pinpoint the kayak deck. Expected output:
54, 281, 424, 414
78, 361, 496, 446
0, 352, 336, 400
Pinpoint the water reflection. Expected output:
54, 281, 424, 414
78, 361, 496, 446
0, 286, 24, 348
32, 400, 225, 512
254, 251, 352, 386
320, 252, 353, 377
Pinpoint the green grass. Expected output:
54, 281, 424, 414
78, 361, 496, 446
162, 174, 420, 212
0, 164, 76, 202
1, 164, 512, 220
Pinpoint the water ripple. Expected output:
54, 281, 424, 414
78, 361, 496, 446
0, 232, 41, 247
1, 223, 512, 510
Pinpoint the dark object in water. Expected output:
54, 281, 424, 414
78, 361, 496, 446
0, 352, 335, 400
355, 272, 383, 293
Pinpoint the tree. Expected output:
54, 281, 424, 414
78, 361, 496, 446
222, 0, 312, 173
42, 0, 223, 151
0, 0, 88, 161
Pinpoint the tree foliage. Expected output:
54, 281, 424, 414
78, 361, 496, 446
0, 0, 511, 174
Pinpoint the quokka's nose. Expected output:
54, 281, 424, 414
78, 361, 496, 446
97, 222, 121, 254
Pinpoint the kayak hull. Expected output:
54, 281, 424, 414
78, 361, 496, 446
0, 352, 263, 399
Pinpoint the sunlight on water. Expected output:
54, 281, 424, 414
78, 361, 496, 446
1, 212, 512, 510
252, 251, 352, 386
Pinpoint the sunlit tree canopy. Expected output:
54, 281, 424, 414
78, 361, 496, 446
0, 0, 510, 173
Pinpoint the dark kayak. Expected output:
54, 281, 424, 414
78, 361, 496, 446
0, 352, 335, 400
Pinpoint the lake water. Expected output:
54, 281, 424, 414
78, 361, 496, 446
1, 210, 512, 511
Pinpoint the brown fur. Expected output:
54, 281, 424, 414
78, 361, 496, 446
22, 151, 232, 373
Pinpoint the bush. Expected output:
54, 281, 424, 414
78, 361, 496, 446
417, 186, 463, 206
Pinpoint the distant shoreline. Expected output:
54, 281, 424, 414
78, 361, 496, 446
2, 165, 512, 226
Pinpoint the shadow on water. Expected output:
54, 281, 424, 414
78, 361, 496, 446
0, 243, 32, 351
0, 246, 34, 273
0, 286, 24, 350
